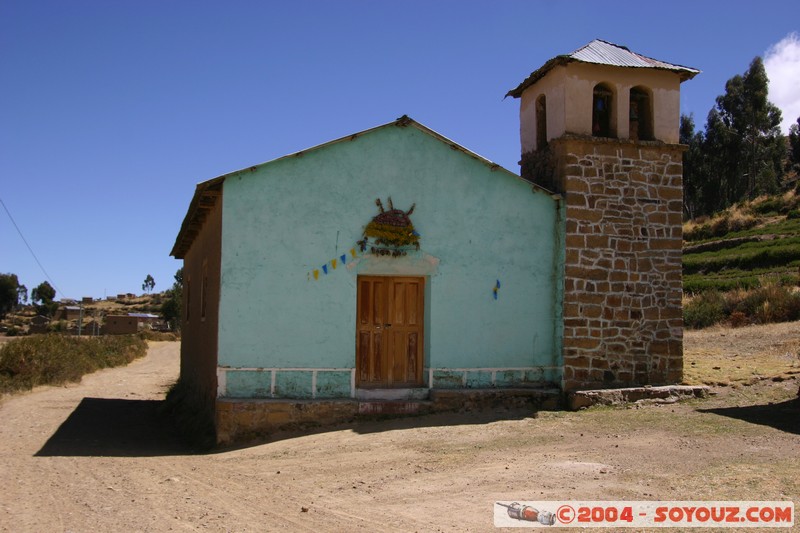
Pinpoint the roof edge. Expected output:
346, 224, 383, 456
171, 115, 549, 259
190, 115, 524, 187
505, 55, 574, 98
170, 179, 223, 259
506, 39, 700, 99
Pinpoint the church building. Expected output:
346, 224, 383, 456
171, 40, 698, 445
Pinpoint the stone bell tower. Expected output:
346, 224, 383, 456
507, 40, 699, 391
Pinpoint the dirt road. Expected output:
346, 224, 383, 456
1, 333, 798, 532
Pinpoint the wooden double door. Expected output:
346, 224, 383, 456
356, 276, 424, 388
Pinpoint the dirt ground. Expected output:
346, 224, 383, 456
1, 326, 798, 532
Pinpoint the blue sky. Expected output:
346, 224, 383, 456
2, 1, 799, 300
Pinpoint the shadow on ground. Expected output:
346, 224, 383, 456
351, 408, 537, 435
35, 397, 543, 455
698, 398, 800, 435
217, 407, 540, 452
36, 397, 190, 457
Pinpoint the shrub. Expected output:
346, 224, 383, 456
727, 212, 759, 233
728, 283, 800, 324
787, 209, 800, 220
732, 288, 766, 318
49, 320, 70, 333
137, 330, 179, 342
686, 283, 800, 330
750, 192, 800, 216
683, 212, 758, 242
684, 291, 726, 329
729, 311, 749, 328
751, 197, 784, 215
756, 286, 800, 323
683, 220, 714, 242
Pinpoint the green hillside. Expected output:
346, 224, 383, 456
682, 191, 800, 328
683, 191, 800, 293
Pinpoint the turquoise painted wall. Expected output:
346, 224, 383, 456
217, 123, 561, 397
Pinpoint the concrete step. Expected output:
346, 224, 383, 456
568, 385, 710, 410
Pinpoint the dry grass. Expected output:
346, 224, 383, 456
683, 320, 800, 386
0, 334, 148, 394
683, 205, 759, 242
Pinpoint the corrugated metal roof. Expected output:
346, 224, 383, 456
571, 40, 699, 72
506, 39, 700, 98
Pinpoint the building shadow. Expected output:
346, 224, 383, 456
35, 397, 549, 455
697, 398, 800, 435
35, 397, 191, 457
216, 407, 540, 452
350, 408, 537, 435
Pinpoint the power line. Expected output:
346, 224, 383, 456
0, 196, 66, 298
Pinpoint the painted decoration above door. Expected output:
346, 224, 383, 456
358, 197, 420, 257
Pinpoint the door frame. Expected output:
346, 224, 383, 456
355, 275, 425, 389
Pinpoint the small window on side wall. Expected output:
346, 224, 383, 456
629, 86, 653, 141
536, 94, 548, 151
592, 83, 614, 138
201, 260, 208, 321
186, 277, 191, 321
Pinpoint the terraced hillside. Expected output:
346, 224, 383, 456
683, 191, 800, 294
682, 191, 800, 329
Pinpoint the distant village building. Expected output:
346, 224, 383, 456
103, 315, 139, 335
128, 313, 162, 329
29, 315, 51, 334
171, 39, 698, 445
58, 306, 82, 321
103, 313, 162, 335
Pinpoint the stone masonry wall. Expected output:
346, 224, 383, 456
525, 135, 685, 391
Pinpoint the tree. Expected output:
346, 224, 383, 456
706, 57, 785, 204
0, 273, 20, 318
788, 116, 800, 176
684, 57, 788, 218
142, 274, 156, 294
161, 268, 183, 331
17, 284, 27, 306
31, 281, 57, 317
31, 281, 56, 304
680, 114, 707, 219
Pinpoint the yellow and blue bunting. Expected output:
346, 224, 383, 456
308, 247, 361, 281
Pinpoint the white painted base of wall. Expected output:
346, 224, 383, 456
216, 365, 563, 399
